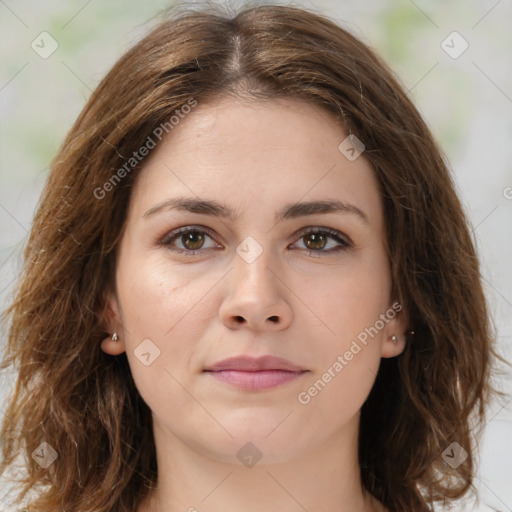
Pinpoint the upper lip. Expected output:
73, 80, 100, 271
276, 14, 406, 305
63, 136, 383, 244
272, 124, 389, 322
204, 355, 307, 372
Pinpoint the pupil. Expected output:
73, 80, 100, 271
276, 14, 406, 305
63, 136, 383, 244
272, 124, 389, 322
184, 231, 204, 250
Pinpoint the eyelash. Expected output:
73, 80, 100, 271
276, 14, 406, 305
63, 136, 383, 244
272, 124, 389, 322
158, 225, 352, 256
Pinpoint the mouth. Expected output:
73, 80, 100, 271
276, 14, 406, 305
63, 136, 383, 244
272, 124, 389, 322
203, 355, 309, 391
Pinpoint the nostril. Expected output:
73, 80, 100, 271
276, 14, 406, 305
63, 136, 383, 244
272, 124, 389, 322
235, 316, 245, 323
268, 316, 278, 323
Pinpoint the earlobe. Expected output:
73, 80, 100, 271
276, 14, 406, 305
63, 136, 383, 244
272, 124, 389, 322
99, 291, 126, 355
101, 332, 126, 355
381, 303, 410, 358
381, 333, 406, 358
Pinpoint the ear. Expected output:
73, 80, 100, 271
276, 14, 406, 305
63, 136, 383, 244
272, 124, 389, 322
99, 290, 126, 356
381, 301, 409, 359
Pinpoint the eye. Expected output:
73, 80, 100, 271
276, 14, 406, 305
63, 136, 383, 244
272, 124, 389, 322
291, 227, 352, 254
158, 226, 352, 256
159, 226, 220, 254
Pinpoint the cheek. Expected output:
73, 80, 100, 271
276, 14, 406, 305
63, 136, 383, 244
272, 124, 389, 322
117, 256, 197, 335
294, 269, 389, 428
297, 252, 391, 414
115, 257, 208, 398
297, 254, 391, 345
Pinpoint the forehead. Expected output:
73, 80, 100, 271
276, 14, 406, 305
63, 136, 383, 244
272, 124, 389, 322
161, 96, 349, 167
129, 96, 383, 228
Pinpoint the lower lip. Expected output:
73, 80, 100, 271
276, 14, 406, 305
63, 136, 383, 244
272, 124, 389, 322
205, 370, 307, 390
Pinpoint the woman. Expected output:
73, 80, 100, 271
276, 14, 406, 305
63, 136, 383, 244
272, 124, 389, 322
0, 2, 508, 511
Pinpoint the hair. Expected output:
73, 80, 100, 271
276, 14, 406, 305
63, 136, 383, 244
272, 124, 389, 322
1, 2, 509, 511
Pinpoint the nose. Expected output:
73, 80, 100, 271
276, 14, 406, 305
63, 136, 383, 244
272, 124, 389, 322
219, 251, 293, 332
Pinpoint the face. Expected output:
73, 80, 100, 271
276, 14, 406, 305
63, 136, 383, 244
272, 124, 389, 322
101, 96, 405, 464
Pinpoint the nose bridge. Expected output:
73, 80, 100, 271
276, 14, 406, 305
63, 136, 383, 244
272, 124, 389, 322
219, 235, 293, 330
232, 236, 278, 298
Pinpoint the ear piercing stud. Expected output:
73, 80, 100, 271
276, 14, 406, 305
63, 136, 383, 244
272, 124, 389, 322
112, 332, 118, 341
391, 335, 398, 344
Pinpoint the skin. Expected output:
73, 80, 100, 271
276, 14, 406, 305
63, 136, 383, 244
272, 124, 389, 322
101, 96, 406, 512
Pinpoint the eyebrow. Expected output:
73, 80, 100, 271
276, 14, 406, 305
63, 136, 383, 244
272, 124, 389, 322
143, 196, 370, 225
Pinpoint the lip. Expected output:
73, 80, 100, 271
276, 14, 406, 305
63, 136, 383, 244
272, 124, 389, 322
206, 369, 307, 391
203, 355, 308, 391
204, 355, 307, 372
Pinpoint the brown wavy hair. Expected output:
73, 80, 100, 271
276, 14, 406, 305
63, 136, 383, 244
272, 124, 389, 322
1, 2, 509, 511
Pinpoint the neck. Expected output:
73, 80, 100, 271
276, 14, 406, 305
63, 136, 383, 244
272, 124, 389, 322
138, 412, 386, 512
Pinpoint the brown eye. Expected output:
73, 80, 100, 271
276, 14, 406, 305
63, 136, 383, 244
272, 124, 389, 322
181, 230, 206, 250
160, 227, 219, 254
303, 233, 328, 250
293, 228, 351, 254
